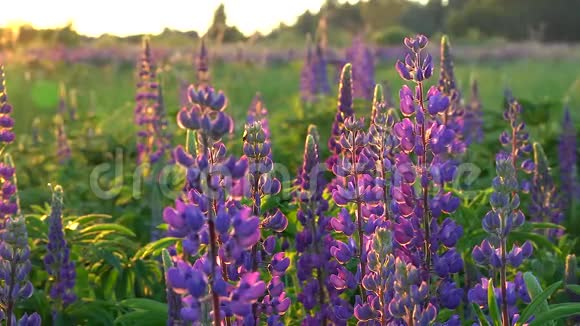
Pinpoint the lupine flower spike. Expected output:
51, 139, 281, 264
242, 118, 289, 324
470, 153, 532, 325
558, 106, 578, 211
326, 63, 354, 173
0, 65, 15, 147
529, 143, 564, 239
247, 92, 271, 141
296, 130, 348, 325
463, 78, 484, 144
195, 38, 210, 87
329, 64, 384, 313
300, 34, 316, 103
368, 84, 397, 220
133, 37, 170, 167
44, 185, 77, 322
168, 81, 266, 325
0, 154, 41, 326
346, 35, 375, 100
499, 96, 533, 192
393, 35, 463, 315
438, 35, 465, 155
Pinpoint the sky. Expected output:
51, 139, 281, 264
0, 0, 363, 37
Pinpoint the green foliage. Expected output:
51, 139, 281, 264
372, 25, 414, 45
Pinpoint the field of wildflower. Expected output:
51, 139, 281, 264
0, 31, 579, 326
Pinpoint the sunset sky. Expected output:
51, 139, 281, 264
0, 0, 365, 37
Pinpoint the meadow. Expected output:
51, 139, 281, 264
0, 34, 579, 325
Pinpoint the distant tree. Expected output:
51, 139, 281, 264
295, 10, 319, 36
207, 3, 227, 44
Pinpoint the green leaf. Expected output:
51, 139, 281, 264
161, 249, 173, 272
529, 222, 566, 230
133, 237, 179, 260
529, 304, 580, 325
488, 279, 502, 326
519, 272, 553, 326
120, 298, 168, 312
472, 303, 492, 326
566, 284, 580, 295
79, 223, 136, 238
518, 279, 562, 325
71, 214, 111, 225
115, 310, 167, 326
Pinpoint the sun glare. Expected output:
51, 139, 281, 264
0, 0, 360, 37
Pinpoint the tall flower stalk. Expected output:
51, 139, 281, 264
529, 143, 564, 239
393, 35, 463, 300
470, 153, 532, 325
296, 128, 350, 325
195, 38, 210, 87
135, 38, 169, 168
0, 65, 15, 148
0, 155, 40, 326
242, 120, 290, 324
44, 185, 77, 322
368, 84, 397, 220
326, 63, 355, 174
168, 83, 268, 325
499, 96, 533, 192
346, 35, 375, 100
330, 64, 383, 296
464, 78, 483, 144
558, 107, 578, 211
437, 35, 465, 156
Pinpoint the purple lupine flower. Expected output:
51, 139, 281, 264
300, 35, 316, 103
438, 35, 465, 155
134, 38, 170, 167
346, 35, 375, 100
150, 82, 172, 164
355, 227, 397, 324
326, 63, 354, 173
168, 78, 270, 325
55, 115, 71, 164
295, 131, 347, 325
0, 157, 40, 325
499, 95, 533, 192
195, 38, 210, 87
0, 65, 15, 145
463, 78, 484, 144
391, 35, 463, 309
330, 114, 382, 281
247, 92, 271, 141
470, 153, 532, 324
389, 257, 437, 325
44, 185, 77, 319
558, 107, 578, 210
368, 84, 397, 220
313, 39, 331, 96
529, 142, 564, 239
241, 121, 289, 324
0, 158, 18, 230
